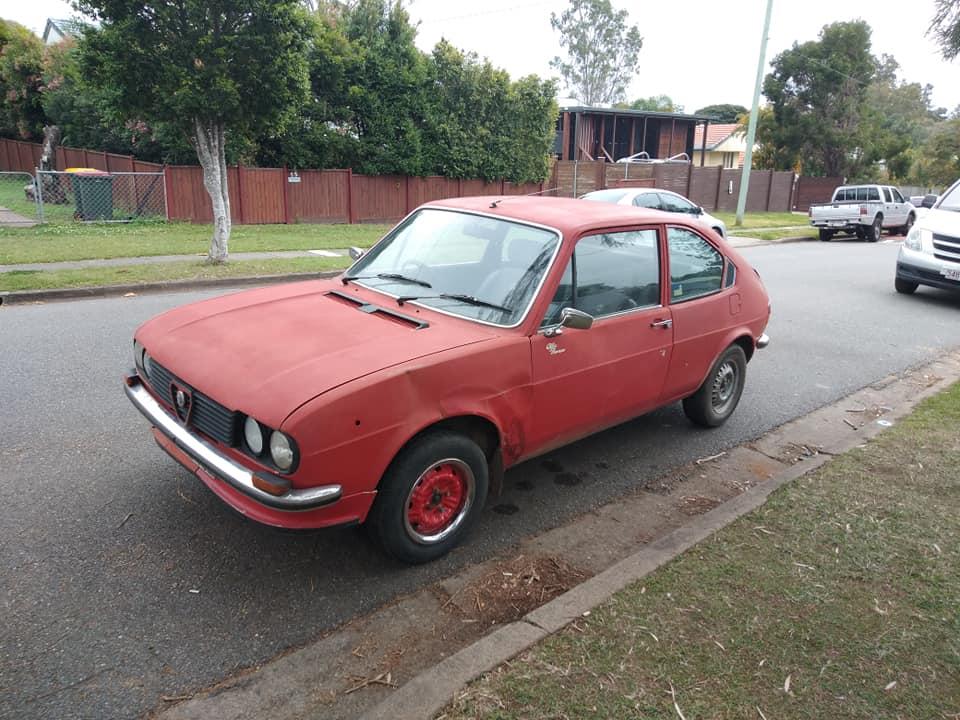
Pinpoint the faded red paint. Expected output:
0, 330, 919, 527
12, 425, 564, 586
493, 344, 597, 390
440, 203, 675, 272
130, 196, 770, 530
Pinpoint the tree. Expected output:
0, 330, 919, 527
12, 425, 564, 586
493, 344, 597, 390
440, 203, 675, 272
620, 95, 682, 112
694, 103, 748, 123
762, 21, 876, 177
929, 0, 960, 59
0, 19, 45, 141
917, 118, 960, 185
77, 1, 310, 262
549, 0, 642, 106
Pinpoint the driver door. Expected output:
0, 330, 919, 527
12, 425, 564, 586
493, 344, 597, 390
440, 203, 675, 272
526, 228, 673, 455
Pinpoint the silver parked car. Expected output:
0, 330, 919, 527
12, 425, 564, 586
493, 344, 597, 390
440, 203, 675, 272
581, 188, 728, 238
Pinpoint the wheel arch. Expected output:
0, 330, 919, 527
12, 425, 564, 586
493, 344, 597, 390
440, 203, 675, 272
384, 414, 505, 495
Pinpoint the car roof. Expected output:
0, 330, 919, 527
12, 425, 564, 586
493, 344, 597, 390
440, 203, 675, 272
425, 195, 677, 235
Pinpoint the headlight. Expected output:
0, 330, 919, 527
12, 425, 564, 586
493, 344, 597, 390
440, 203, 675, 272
244, 416, 264, 455
270, 431, 296, 471
143, 351, 154, 379
133, 340, 146, 372
905, 227, 928, 252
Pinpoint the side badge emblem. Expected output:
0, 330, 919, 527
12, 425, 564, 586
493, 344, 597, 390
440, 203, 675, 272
545, 342, 566, 356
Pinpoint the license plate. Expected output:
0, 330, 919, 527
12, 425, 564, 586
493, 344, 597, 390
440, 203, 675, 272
829, 221, 846, 227
942, 267, 960, 281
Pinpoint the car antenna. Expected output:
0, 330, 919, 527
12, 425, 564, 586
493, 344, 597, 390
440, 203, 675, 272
489, 198, 503, 208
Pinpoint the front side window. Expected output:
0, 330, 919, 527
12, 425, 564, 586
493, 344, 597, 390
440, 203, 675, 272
659, 193, 697, 214
667, 227, 724, 302
347, 208, 560, 326
892, 188, 905, 203
541, 229, 661, 326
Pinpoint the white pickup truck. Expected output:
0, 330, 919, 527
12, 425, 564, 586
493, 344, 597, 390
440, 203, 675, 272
809, 184, 916, 242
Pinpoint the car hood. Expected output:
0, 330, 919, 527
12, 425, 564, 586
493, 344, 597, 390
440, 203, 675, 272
918, 207, 960, 234
135, 279, 498, 427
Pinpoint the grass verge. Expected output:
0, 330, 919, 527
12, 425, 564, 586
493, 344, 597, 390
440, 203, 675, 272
444, 382, 960, 720
0, 221, 390, 265
714, 211, 810, 229
0, 256, 350, 292
733, 226, 818, 241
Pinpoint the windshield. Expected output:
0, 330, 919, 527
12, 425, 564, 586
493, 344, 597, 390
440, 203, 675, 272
345, 208, 560, 326
937, 181, 960, 212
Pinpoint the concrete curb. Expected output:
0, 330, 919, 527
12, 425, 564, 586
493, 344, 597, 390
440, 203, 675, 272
0, 270, 343, 306
360, 456, 831, 720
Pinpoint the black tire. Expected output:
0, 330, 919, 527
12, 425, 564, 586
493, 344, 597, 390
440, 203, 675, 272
367, 431, 488, 564
819, 228, 833, 242
867, 214, 882, 242
682, 345, 748, 428
899, 213, 915, 236
895, 277, 918, 294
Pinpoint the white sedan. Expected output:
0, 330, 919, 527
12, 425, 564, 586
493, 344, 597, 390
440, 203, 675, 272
581, 188, 728, 239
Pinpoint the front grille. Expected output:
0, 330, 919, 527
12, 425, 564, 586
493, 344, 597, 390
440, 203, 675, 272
932, 233, 960, 264
144, 359, 239, 446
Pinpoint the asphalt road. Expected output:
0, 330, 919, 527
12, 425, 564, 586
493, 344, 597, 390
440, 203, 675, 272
2, 238, 959, 719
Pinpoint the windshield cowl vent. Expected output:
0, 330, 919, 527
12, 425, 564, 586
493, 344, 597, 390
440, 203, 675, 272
325, 290, 429, 330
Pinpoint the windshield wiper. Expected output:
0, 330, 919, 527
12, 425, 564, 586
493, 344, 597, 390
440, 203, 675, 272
396, 293, 513, 314
342, 273, 432, 288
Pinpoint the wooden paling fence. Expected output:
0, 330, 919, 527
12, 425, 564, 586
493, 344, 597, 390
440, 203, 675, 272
0, 138, 543, 225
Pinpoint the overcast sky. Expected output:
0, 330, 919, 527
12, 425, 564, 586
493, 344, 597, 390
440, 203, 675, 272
6, 0, 959, 114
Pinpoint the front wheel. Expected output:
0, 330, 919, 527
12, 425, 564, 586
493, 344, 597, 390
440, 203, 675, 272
682, 345, 747, 427
899, 213, 915, 236
367, 431, 488, 564
895, 277, 918, 294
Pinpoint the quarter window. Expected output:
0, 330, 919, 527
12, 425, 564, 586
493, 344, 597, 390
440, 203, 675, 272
667, 227, 724, 302
541, 229, 661, 326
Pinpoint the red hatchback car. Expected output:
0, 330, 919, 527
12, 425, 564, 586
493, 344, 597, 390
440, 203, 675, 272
125, 197, 770, 563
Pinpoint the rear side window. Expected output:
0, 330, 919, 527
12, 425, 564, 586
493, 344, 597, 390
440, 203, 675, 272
668, 227, 723, 302
883, 187, 892, 202
867, 187, 880, 201
632, 193, 661, 209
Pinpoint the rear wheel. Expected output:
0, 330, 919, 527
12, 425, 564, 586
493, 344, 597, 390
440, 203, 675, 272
367, 431, 488, 564
819, 228, 834, 242
682, 345, 747, 427
867, 215, 883, 242
895, 277, 918, 294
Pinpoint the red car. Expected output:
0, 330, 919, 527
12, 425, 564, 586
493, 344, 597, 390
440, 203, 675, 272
125, 197, 770, 563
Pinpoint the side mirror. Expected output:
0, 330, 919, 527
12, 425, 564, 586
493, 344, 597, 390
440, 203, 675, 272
922, 195, 937, 209
543, 307, 594, 337
560, 307, 593, 330
694, 206, 704, 216
348, 246, 365, 260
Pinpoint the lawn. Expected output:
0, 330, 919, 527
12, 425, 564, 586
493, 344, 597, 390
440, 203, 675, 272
0, 221, 391, 265
445, 382, 960, 720
714, 210, 811, 229
0, 256, 350, 292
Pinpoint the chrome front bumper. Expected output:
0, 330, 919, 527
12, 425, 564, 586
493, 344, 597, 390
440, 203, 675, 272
124, 374, 341, 510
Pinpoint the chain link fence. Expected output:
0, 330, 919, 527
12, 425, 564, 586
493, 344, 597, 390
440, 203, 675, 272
34, 170, 166, 224
0, 171, 41, 226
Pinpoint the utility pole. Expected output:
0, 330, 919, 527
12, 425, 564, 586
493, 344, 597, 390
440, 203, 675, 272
735, 0, 774, 226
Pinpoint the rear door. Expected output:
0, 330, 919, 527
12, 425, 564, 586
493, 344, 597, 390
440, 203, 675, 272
659, 225, 733, 402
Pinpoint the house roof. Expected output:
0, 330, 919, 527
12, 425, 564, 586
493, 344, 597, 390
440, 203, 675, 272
560, 106, 713, 122
693, 123, 741, 150
42, 18, 87, 43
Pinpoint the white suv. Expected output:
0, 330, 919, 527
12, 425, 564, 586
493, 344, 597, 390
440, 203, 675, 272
895, 178, 960, 295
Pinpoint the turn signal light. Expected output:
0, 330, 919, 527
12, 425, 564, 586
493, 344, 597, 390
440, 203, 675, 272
252, 473, 291, 497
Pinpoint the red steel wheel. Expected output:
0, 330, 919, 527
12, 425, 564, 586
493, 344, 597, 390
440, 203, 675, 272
404, 459, 473, 543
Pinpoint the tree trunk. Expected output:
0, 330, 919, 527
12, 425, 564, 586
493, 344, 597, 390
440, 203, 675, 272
192, 118, 231, 263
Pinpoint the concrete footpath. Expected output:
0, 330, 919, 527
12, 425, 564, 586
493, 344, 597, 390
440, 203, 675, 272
151, 350, 960, 720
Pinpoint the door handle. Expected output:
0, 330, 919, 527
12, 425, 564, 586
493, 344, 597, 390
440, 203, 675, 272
650, 318, 672, 329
